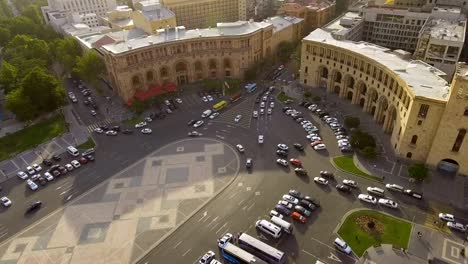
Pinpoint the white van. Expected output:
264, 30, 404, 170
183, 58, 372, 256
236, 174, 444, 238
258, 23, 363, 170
81, 148, 95, 157
367, 186, 385, 197
270, 216, 293, 234
255, 220, 282, 238
202, 109, 212, 118
67, 146, 80, 157
333, 238, 352, 254
385, 183, 404, 192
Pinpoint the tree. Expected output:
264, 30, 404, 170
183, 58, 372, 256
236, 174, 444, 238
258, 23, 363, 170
0, 0, 13, 18
350, 129, 376, 150
408, 163, 429, 181
277, 41, 295, 62
54, 37, 83, 71
4, 34, 49, 63
5, 88, 36, 121
0, 62, 19, 94
0, 27, 11, 46
345, 116, 360, 128
74, 50, 106, 85
8, 16, 38, 37
304, 91, 312, 98
361, 146, 377, 159
22, 4, 43, 24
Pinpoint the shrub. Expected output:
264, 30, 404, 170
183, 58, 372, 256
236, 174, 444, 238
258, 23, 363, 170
408, 163, 429, 181
351, 129, 376, 150
361, 146, 377, 159
367, 221, 375, 229
345, 116, 360, 128
312, 96, 321, 102
304, 91, 312, 98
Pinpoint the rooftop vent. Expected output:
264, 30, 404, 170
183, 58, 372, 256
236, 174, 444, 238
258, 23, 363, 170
127, 44, 132, 49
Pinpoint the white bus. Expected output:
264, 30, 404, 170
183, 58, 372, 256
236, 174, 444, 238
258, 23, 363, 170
221, 243, 267, 264
238, 233, 286, 264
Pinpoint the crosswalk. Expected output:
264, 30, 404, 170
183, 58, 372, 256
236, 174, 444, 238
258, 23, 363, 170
213, 95, 257, 128
0, 224, 8, 240
86, 117, 113, 132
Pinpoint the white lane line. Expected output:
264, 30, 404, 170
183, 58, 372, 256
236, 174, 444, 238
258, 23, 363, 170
310, 237, 356, 261
203, 216, 211, 223
228, 191, 239, 199
247, 202, 256, 211
0, 232, 8, 239
238, 199, 245, 206
173, 241, 182, 249
210, 222, 220, 231
182, 248, 191, 256
216, 222, 228, 234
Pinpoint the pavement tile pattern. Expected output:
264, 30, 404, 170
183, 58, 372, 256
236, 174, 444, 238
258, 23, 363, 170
0, 138, 239, 264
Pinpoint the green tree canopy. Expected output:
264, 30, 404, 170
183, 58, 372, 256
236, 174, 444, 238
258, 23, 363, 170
345, 116, 361, 128
408, 163, 429, 181
0, 62, 19, 94
0, 26, 11, 46
5, 88, 36, 121
0, 0, 12, 19
351, 129, 376, 150
277, 41, 295, 62
74, 50, 106, 84
54, 37, 83, 71
4, 34, 49, 63
21, 4, 43, 25
8, 16, 38, 36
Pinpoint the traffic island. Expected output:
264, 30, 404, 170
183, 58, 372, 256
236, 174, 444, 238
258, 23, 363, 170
332, 155, 383, 182
277, 91, 294, 103
338, 210, 412, 256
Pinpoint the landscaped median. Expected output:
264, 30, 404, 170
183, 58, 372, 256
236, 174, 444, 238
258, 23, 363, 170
338, 210, 412, 256
332, 155, 383, 182
0, 114, 67, 161
277, 91, 294, 103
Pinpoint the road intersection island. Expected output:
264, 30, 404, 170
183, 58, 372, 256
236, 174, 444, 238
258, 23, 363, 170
0, 138, 239, 264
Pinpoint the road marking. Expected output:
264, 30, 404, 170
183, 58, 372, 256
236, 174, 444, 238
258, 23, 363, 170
302, 250, 329, 263
216, 222, 228, 234
255, 191, 261, 196
182, 248, 191, 256
0, 232, 8, 239
237, 182, 243, 187
203, 211, 207, 217
328, 253, 342, 262
173, 241, 182, 249
228, 192, 239, 199
203, 216, 211, 223
246, 187, 252, 191
247, 202, 256, 211
210, 222, 220, 231
238, 199, 245, 206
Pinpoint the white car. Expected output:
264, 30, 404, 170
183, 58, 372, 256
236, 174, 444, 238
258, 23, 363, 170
141, 128, 152, 134
199, 250, 215, 264
277, 144, 289, 151
90, 110, 97, 116
202, 96, 208, 102
260, 108, 265, 115
234, 115, 242, 122
188, 131, 203, 137
71, 160, 81, 168
207, 95, 213, 101
447, 222, 467, 232
270, 210, 283, 219
276, 159, 288, 166
282, 194, 299, 204
65, 164, 74, 171
260, 102, 266, 108
0, 196, 12, 207
343, 179, 358, 188
309, 136, 322, 142
258, 135, 264, 144
26, 179, 38, 191
270, 102, 275, 108
44, 172, 54, 181
314, 177, 328, 185
175, 98, 182, 104
26, 166, 35, 175
209, 112, 219, 119
135, 122, 147, 128
94, 127, 104, 134
336, 135, 348, 140
358, 194, 377, 204
193, 120, 204, 128
277, 200, 294, 209
378, 198, 398, 209
253, 111, 258, 118
17, 171, 28, 180
105, 130, 117, 136
313, 144, 327, 150
164, 100, 171, 106
267, 108, 272, 115
439, 213, 455, 222
217, 233, 233, 248
236, 144, 245, 153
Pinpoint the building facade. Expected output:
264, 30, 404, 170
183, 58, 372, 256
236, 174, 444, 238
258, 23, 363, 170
159, 0, 247, 29
300, 28, 468, 175
93, 17, 303, 102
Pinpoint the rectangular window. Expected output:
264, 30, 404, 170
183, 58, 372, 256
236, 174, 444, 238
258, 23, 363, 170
418, 104, 429, 118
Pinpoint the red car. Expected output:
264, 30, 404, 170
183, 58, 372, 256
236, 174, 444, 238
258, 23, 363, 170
289, 158, 302, 167
79, 157, 88, 165
292, 212, 306, 223
310, 141, 323, 147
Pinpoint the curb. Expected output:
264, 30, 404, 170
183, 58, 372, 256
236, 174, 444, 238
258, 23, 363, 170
330, 156, 383, 183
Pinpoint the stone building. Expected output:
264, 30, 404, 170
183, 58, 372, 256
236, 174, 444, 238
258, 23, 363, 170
300, 28, 468, 175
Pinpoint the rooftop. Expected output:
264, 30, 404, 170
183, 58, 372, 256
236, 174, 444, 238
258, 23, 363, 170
423, 18, 466, 42
100, 20, 273, 54
266, 16, 304, 33
135, 1, 175, 21
304, 29, 450, 101
324, 11, 362, 33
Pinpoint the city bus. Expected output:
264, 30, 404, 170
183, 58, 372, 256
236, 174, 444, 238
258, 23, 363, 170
238, 233, 286, 264
213, 100, 228, 111
245, 83, 257, 93
221, 242, 267, 264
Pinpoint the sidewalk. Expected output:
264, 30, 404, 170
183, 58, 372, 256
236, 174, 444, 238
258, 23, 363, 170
0, 106, 89, 184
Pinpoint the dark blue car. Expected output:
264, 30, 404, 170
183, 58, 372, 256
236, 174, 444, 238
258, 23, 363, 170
275, 204, 291, 216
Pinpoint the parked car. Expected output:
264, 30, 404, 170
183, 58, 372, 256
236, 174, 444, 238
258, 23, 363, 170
26, 201, 42, 213
236, 144, 245, 153
199, 251, 215, 264
17, 171, 28, 180
439, 213, 455, 222
289, 159, 302, 167
26, 179, 38, 191
291, 212, 306, 223
217, 233, 233, 248
276, 159, 288, 167
0, 196, 12, 207
282, 194, 299, 204
141, 128, 152, 134
71, 160, 81, 168
358, 194, 377, 204
319, 170, 334, 178
343, 179, 358, 188
447, 222, 467, 232
294, 168, 307, 176
294, 205, 311, 217
314, 177, 328, 185
378, 198, 398, 209
336, 184, 351, 193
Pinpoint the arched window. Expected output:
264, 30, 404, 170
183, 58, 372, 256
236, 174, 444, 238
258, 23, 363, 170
305, 66, 308, 74
452, 129, 466, 152
146, 71, 154, 82
411, 135, 418, 144
406, 152, 412, 158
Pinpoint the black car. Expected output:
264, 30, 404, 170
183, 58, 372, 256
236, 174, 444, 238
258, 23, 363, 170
246, 158, 253, 168
149, 112, 156, 119
340, 147, 354, 153
293, 143, 304, 151
168, 104, 175, 110
38, 177, 47, 186
320, 171, 334, 178
122, 129, 133, 135
48, 164, 60, 172
100, 125, 109, 131
295, 168, 308, 176
276, 150, 288, 157
86, 155, 95, 161
304, 103, 313, 108
52, 155, 61, 161
91, 103, 98, 109
51, 170, 61, 177
288, 189, 304, 199
295, 118, 304, 123
282, 106, 292, 112
303, 195, 320, 207
299, 199, 316, 211
404, 189, 423, 200
318, 112, 329, 118
299, 101, 307, 106
336, 184, 351, 193
255, 98, 260, 104
58, 166, 68, 175
42, 159, 53, 166
112, 126, 121, 132
26, 201, 42, 213
187, 119, 196, 126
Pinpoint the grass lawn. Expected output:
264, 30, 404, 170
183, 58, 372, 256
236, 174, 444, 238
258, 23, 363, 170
338, 210, 412, 256
77, 138, 95, 150
277, 91, 294, 103
123, 114, 144, 126
0, 114, 67, 161
333, 156, 382, 182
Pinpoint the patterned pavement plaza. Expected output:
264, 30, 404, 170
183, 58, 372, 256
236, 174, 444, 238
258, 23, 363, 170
0, 138, 239, 264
